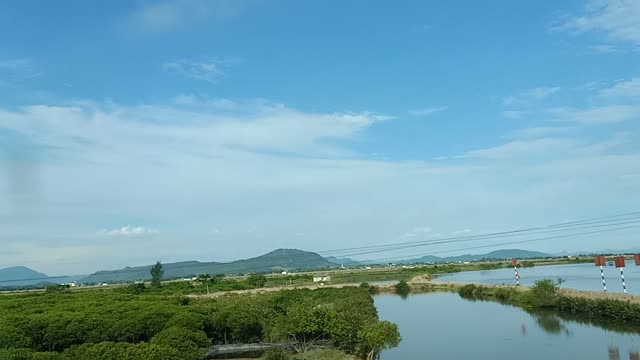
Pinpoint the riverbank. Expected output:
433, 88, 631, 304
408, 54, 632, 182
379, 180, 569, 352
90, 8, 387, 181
414, 279, 640, 324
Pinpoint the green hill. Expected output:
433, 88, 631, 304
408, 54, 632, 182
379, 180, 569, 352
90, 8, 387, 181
81, 249, 335, 284
0, 266, 48, 283
398, 249, 550, 264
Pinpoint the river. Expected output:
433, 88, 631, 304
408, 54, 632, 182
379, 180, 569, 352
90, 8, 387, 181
437, 261, 640, 295
375, 292, 640, 359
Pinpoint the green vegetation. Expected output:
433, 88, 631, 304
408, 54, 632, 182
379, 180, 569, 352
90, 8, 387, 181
150, 261, 164, 288
394, 280, 410, 297
0, 287, 399, 360
247, 274, 268, 288
262, 347, 288, 360
457, 280, 640, 326
356, 321, 401, 360
81, 249, 335, 284
330, 264, 465, 284
359, 282, 379, 295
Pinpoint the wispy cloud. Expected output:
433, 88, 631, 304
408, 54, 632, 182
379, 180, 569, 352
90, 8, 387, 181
3, 95, 640, 273
163, 58, 238, 83
506, 126, 576, 139
403, 226, 433, 237
0, 58, 40, 81
599, 78, 640, 98
554, 0, 640, 46
450, 229, 471, 235
125, 0, 253, 32
588, 44, 620, 53
408, 106, 448, 116
100, 226, 157, 237
502, 110, 529, 119
503, 87, 560, 106
548, 105, 639, 124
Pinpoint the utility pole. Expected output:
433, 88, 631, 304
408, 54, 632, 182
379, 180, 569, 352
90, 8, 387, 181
594, 255, 607, 292
512, 259, 520, 286
614, 256, 627, 294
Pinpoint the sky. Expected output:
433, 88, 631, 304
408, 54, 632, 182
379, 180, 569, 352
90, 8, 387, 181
1, 0, 640, 275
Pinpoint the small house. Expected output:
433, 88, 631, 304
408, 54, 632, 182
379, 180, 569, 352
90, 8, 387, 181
312, 275, 331, 283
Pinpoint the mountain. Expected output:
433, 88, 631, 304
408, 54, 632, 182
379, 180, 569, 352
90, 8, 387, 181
82, 249, 336, 284
396, 249, 550, 264
0, 267, 86, 289
0, 266, 48, 282
325, 256, 362, 266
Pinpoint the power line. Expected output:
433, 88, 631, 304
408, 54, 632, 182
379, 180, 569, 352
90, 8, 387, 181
2, 212, 640, 284
318, 216, 640, 256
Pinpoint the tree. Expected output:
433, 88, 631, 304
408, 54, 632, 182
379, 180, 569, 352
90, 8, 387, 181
150, 327, 208, 360
127, 283, 146, 295
211, 274, 225, 283
394, 280, 410, 298
358, 321, 401, 360
150, 261, 164, 288
247, 274, 267, 288
530, 279, 559, 308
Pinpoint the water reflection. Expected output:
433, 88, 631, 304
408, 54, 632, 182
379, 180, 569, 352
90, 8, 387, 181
530, 312, 571, 336
608, 345, 620, 360
375, 293, 640, 360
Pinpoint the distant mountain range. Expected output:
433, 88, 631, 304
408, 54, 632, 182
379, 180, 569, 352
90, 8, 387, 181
2, 248, 554, 287
81, 249, 335, 284
334, 249, 551, 266
0, 266, 48, 282
325, 256, 362, 266
0, 266, 82, 288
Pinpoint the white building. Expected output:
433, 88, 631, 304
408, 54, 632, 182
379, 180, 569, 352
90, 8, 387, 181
313, 275, 331, 283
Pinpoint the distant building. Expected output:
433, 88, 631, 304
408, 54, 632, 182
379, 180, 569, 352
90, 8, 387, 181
313, 275, 331, 283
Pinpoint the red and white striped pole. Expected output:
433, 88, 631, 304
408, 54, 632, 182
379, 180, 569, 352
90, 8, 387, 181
513, 259, 520, 286
614, 256, 627, 295
594, 255, 607, 292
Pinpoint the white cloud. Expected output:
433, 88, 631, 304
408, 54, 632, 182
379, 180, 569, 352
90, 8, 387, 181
588, 44, 620, 53
125, 0, 252, 32
414, 226, 433, 233
503, 87, 560, 106
463, 133, 630, 161
2, 96, 640, 273
404, 226, 433, 237
555, 0, 640, 46
163, 58, 236, 83
502, 110, 529, 119
506, 126, 576, 140
100, 226, 157, 237
464, 138, 578, 160
0, 58, 33, 71
548, 105, 639, 124
0, 98, 388, 157
599, 78, 640, 98
0, 58, 40, 81
450, 229, 471, 235
408, 106, 448, 116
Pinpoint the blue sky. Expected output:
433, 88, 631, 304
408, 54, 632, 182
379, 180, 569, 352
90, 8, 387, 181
1, 0, 640, 275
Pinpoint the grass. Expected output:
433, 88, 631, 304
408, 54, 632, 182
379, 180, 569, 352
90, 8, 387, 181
297, 349, 355, 360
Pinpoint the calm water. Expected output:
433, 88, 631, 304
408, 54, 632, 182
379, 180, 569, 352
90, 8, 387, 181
438, 261, 640, 295
375, 292, 640, 359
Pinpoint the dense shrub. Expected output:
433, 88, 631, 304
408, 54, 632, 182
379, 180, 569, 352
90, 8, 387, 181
458, 284, 477, 298
394, 280, 410, 297
261, 347, 288, 360
530, 280, 559, 308
0, 287, 399, 359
